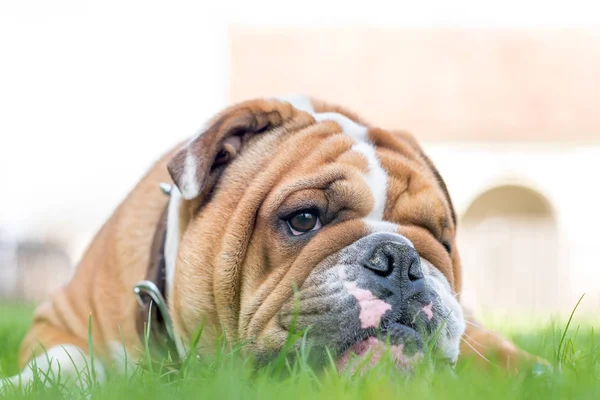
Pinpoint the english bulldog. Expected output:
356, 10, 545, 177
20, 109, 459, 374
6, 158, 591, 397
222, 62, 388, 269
3, 96, 545, 389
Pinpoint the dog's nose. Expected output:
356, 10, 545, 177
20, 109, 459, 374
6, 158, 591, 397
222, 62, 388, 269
363, 242, 424, 283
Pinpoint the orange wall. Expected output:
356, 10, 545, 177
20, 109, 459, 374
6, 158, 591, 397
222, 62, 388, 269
231, 27, 600, 142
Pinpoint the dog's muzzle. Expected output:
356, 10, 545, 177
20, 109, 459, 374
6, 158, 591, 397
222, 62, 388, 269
276, 232, 465, 371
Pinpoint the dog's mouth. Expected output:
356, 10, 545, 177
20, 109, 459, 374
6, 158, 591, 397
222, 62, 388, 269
335, 321, 425, 373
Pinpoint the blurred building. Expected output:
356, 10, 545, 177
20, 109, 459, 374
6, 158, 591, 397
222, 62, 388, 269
230, 26, 600, 317
0, 232, 73, 302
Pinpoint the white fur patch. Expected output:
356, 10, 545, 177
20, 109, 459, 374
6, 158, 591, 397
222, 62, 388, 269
275, 95, 315, 113
163, 185, 188, 358
165, 186, 182, 300
362, 222, 415, 249
179, 151, 200, 200
351, 142, 388, 220
108, 341, 135, 376
313, 112, 368, 142
363, 220, 399, 234
312, 112, 388, 221
2, 345, 105, 391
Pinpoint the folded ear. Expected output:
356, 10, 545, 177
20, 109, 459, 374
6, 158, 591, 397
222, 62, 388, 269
167, 99, 314, 201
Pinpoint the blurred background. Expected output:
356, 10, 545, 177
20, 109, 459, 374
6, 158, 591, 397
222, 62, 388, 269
1, 1, 599, 323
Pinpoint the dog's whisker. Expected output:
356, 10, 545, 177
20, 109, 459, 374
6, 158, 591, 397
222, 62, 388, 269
464, 320, 504, 339
462, 331, 486, 349
461, 337, 495, 367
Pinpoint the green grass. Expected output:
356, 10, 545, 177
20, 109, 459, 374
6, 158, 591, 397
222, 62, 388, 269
1, 302, 599, 400
0, 303, 35, 377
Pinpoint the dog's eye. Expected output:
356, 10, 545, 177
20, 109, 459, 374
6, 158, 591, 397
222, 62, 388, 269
214, 149, 230, 165
442, 241, 452, 254
287, 210, 322, 236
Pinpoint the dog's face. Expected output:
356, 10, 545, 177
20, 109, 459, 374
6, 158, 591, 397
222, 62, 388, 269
166, 97, 465, 370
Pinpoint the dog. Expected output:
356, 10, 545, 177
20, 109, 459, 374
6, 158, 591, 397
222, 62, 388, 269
3, 96, 545, 389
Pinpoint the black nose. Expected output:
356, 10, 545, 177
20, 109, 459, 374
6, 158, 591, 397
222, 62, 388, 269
363, 242, 424, 282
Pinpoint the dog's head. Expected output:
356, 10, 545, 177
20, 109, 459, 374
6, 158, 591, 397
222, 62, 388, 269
165, 96, 465, 370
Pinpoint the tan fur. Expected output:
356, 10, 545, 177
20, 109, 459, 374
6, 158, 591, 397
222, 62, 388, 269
20, 98, 542, 374
19, 150, 175, 366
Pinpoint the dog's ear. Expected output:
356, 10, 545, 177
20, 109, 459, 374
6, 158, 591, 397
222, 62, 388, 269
168, 99, 313, 201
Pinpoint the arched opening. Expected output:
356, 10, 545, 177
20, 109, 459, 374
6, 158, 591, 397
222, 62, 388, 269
458, 185, 561, 315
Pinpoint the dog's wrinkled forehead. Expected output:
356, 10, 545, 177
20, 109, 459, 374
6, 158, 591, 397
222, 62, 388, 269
276, 95, 388, 221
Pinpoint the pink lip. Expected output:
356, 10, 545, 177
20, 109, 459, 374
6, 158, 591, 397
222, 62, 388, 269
335, 337, 423, 374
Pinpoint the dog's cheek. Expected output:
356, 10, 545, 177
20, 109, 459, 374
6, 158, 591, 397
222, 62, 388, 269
421, 260, 465, 362
275, 266, 364, 347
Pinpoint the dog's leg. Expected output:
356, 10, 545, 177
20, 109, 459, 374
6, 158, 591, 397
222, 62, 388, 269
1, 344, 106, 393
1, 321, 106, 393
459, 307, 549, 372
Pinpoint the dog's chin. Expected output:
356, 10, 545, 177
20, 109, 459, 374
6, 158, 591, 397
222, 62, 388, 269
334, 322, 426, 374
335, 337, 424, 373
